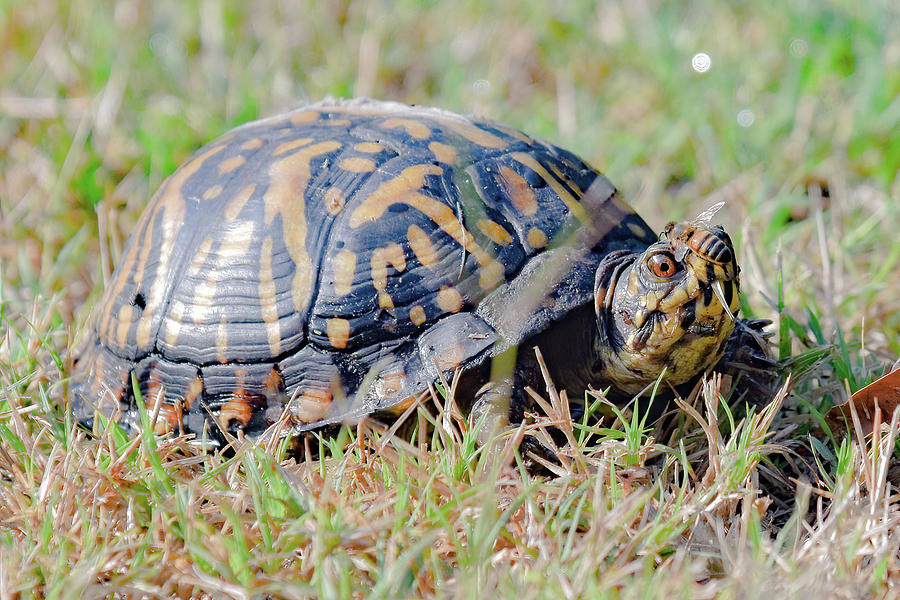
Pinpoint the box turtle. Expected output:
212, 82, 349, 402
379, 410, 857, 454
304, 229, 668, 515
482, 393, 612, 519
71, 99, 770, 444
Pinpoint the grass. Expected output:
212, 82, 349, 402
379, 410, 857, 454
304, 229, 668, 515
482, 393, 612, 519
1, 0, 899, 597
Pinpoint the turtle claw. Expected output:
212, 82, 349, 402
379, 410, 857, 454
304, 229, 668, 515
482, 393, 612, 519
519, 434, 564, 476
716, 318, 783, 404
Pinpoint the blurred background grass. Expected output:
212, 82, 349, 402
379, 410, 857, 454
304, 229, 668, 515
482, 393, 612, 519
1, 1, 900, 596
1, 0, 898, 372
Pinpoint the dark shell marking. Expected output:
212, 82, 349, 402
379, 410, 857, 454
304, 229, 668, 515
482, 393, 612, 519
72, 99, 656, 438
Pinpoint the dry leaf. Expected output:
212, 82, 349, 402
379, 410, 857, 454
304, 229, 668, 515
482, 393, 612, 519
827, 361, 900, 436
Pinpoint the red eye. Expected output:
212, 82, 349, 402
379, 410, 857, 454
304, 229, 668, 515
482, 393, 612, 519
648, 253, 677, 278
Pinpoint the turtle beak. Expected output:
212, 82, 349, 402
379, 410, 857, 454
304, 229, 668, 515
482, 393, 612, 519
711, 280, 736, 321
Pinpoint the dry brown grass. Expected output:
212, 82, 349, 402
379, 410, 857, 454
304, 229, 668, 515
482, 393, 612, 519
1, 0, 899, 597
1, 351, 898, 597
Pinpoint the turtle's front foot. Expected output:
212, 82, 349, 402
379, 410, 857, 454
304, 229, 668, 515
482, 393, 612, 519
470, 379, 564, 473
716, 318, 782, 403
470, 379, 513, 450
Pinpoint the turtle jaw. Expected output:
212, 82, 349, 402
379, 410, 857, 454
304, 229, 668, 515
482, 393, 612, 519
594, 234, 741, 396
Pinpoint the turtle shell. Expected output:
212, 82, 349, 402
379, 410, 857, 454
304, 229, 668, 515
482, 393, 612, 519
71, 99, 656, 438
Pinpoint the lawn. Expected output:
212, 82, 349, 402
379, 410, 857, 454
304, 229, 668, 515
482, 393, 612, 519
1, 0, 899, 597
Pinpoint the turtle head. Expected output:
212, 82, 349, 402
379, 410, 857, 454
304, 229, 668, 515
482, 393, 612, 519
594, 221, 740, 396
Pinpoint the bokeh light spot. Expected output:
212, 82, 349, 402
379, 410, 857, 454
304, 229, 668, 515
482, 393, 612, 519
691, 52, 711, 73
789, 39, 808, 57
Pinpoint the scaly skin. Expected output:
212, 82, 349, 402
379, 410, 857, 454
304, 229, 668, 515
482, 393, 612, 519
594, 223, 740, 395
472, 219, 753, 456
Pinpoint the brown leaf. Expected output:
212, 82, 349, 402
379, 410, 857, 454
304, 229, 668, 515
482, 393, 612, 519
827, 362, 900, 437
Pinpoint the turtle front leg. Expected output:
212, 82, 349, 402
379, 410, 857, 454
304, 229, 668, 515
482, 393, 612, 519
468, 369, 566, 470
469, 379, 514, 451
467, 345, 542, 450
715, 318, 781, 403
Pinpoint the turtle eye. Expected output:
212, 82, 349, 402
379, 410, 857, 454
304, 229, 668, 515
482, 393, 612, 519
647, 253, 679, 279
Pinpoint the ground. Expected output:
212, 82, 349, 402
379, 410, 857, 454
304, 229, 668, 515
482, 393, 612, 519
0, 0, 899, 598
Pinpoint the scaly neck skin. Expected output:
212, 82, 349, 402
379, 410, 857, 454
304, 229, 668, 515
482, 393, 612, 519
526, 303, 610, 399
